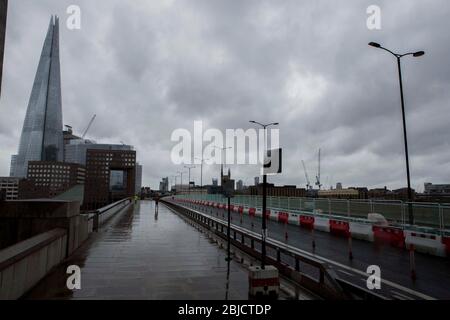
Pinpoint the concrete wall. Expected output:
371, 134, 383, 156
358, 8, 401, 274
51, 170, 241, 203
0, 228, 67, 300
0, 200, 89, 255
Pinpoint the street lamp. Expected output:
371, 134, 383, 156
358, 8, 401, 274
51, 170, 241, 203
184, 165, 196, 193
177, 170, 186, 193
213, 145, 232, 187
195, 156, 211, 188
249, 120, 279, 269
369, 42, 424, 225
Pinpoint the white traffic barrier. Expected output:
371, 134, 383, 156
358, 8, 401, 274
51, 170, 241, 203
288, 212, 300, 226
268, 210, 277, 221
404, 231, 446, 257
248, 265, 279, 299
313, 216, 330, 232
349, 222, 374, 242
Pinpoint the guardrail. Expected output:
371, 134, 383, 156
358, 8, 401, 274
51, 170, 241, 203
89, 197, 133, 231
174, 194, 450, 233
163, 199, 384, 300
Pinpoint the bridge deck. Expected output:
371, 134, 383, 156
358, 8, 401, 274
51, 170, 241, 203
24, 201, 255, 300
185, 202, 450, 299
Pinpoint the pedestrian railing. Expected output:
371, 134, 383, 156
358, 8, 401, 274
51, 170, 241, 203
172, 194, 450, 233
164, 198, 386, 300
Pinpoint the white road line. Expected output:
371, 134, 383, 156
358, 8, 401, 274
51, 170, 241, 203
337, 269, 354, 277
176, 203, 436, 300
390, 290, 414, 300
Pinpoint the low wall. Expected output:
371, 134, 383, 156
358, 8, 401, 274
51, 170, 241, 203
96, 198, 132, 228
0, 200, 89, 255
0, 228, 67, 300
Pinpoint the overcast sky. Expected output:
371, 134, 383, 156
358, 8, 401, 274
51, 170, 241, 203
1, 0, 449, 190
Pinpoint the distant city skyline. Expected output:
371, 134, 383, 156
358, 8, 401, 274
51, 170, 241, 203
1, 1, 450, 191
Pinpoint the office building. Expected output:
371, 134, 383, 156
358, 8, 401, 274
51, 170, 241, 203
424, 183, 450, 195
249, 184, 306, 197
0, 176, 21, 200
19, 161, 85, 199
159, 177, 169, 193
83, 148, 136, 210
11, 16, 64, 178
135, 163, 142, 195
64, 139, 133, 166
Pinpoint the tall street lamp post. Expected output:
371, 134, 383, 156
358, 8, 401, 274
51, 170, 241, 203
177, 170, 186, 193
249, 120, 279, 269
195, 157, 211, 188
369, 42, 424, 225
184, 165, 196, 193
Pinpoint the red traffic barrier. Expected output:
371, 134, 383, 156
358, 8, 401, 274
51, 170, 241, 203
229, 205, 234, 211
278, 212, 289, 224
442, 237, 450, 255
238, 206, 244, 214
249, 208, 256, 217
330, 220, 350, 237
373, 226, 405, 248
299, 215, 314, 230
264, 210, 271, 219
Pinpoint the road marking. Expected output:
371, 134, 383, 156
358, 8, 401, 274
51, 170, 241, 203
177, 202, 436, 300
337, 269, 354, 277
390, 290, 414, 300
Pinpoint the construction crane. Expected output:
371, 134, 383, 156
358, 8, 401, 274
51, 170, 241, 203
301, 160, 311, 190
81, 114, 96, 139
315, 149, 323, 190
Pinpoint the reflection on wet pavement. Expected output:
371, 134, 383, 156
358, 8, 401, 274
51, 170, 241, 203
24, 201, 250, 300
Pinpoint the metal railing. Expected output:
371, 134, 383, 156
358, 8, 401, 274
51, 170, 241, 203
163, 198, 385, 300
171, 194, 450, 234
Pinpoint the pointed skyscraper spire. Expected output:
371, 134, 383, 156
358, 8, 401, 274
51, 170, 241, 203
10, 16, 64, 177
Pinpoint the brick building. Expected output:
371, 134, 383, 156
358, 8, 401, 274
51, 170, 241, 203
83, 149, 136, 210
19, 161, 85, 199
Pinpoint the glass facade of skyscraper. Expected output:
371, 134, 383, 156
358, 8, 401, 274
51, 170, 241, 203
10, 16, 63, 178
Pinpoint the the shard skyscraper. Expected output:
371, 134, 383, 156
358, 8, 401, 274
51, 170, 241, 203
10, 16, 63, 178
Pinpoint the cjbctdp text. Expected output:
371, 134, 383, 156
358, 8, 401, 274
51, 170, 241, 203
223, 304, 271, 317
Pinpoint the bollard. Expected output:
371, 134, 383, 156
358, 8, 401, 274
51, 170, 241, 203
311, 228, 316, 250
348, 235, 353, 260
410, 244, 417, 281
284, 222, 288, 242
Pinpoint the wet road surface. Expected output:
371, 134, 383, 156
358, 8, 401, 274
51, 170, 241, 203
182, 201, 450, 299
24, 201, 252, 300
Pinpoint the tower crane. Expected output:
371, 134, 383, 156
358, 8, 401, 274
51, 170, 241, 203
81, 114, 96, 139
315, 148, 323, 190
301, 160, 311, 190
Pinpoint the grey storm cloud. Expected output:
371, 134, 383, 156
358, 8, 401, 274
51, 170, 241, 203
1, 0, 449, 190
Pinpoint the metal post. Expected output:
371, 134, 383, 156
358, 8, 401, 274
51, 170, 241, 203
262, 173, 267, 269
200, 160, 203, 188
226, 196, 232, 262
397, 56, 414, 225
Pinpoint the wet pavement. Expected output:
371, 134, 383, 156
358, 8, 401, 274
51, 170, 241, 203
24, 201, 251, 300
